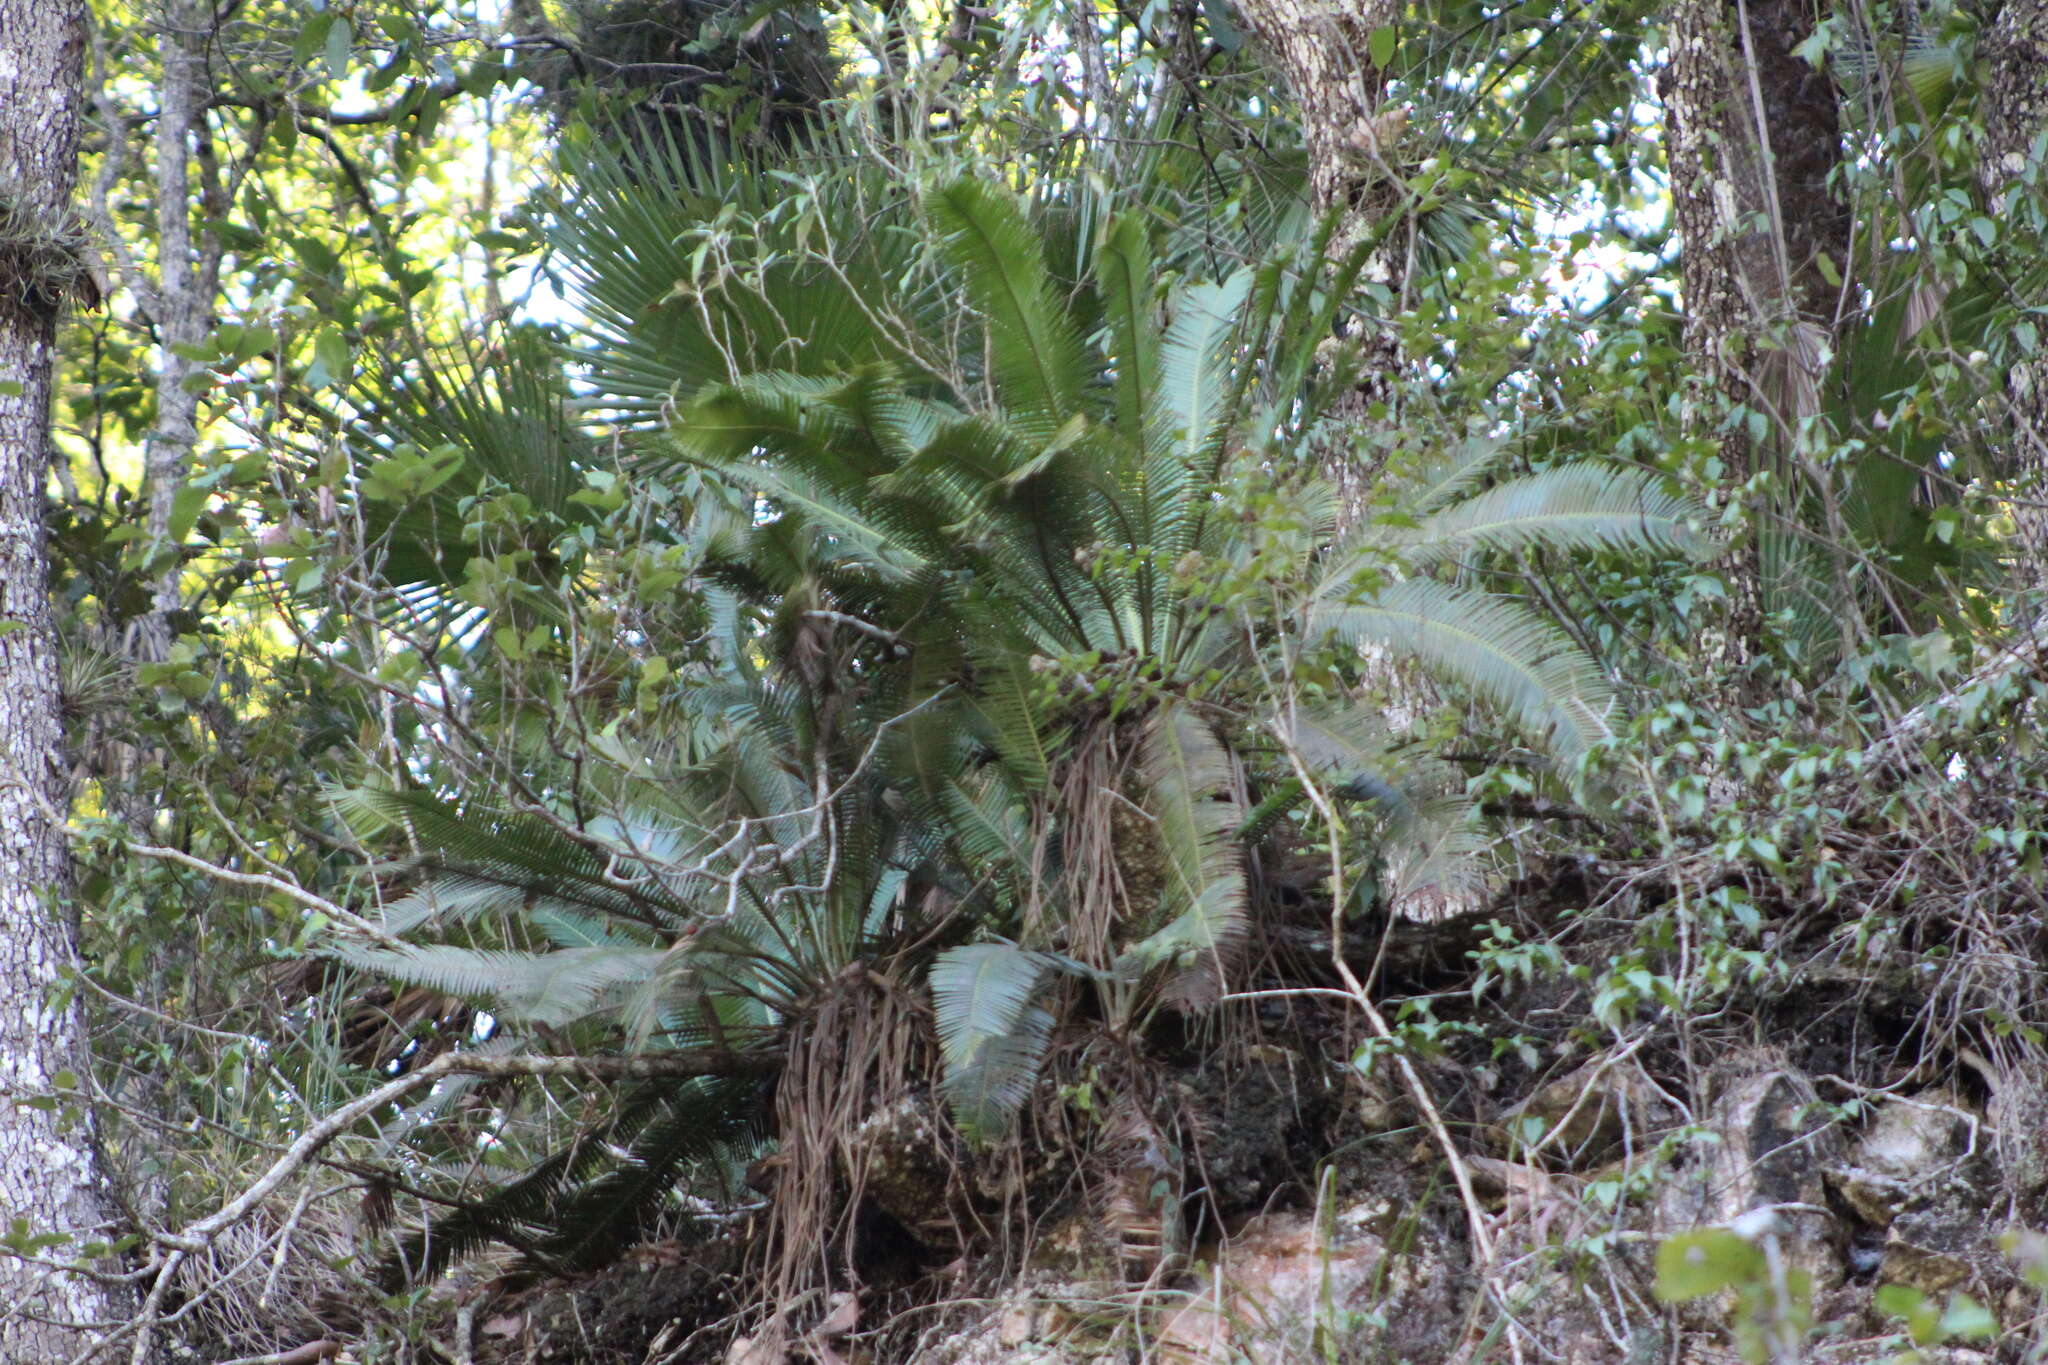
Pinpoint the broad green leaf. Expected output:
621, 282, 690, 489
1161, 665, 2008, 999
1654, 1229, 1765, 1302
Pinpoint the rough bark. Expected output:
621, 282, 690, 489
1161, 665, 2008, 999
1661, 0, 1848, 650
1984, 0, 2048, 188
1981, 0, 2048, 567
1231, 0, 1404, 511
1230, 0, 1400, 249
1664, 0, 1847, 427
1232, 1, 1473, 918
0, 0, 132, 1353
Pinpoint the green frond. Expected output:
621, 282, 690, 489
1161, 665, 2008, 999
1375, 436, 1513, 515
967, 648, 1058, 788
343, 789, 688, 933
1282, 705, 1414, 810
734, 462, 939, 584
1309, 578, 1619, 760
1379, 794, 1494, 922
388, 1074, 764, 1283
1121, 703, 1248, 985
1398, 463, 1715, 566
880, 413, 1046, 515
342, 334, 598, 608
930, 943, 1059, 1142
1148, 270, 1253, 468
334, 943, 668, 1028
531, 1075, 765, 1269
549, 136, 928, 426
532, 908, 643, 949
926, 178, 1089, 442
388, 1142, 584, 1285
932, 768, 1036, 879
1095, 213, 1160, 439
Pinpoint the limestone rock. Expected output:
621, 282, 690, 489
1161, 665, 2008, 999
1503, 1059, 1671, 1168
1826, 1090, 1974, 1228
1157, 1208, 1389, 1364
1658, 1056, 1844, 1287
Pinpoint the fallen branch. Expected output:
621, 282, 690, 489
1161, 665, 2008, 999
212, 1342, 342, 1365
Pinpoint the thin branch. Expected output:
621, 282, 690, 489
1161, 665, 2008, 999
160, 1050, 777, 1256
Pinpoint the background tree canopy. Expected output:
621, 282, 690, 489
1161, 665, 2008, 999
0, 0, 2044, 1359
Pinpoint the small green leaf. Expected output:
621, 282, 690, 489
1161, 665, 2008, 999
1937, 1294, 1996, 1341
1876, 1284, 1940, 1344
292, 236, 341, 278
307, 326, 351, 390
461, 57, 500, 96
324, 15, 352, 79
168, 481, 210, 543
1200, 0, 1240, 51
1368, 25, 1397, 69
293, 12, 334, 69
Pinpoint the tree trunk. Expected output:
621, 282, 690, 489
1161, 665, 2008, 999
1231, 2, 1477, 917
1981, 0, 2048, 568
1229, 0, 1399, 246
0, 0, 132, 1352
136, 0, 219, 665
1661, 0, 1848, 650
1230, 0, 1405, 509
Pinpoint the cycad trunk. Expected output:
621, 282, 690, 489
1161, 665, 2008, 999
0, 0, 131, 1352
1662, 0, 1847, 651
1982, 0, 2048, 570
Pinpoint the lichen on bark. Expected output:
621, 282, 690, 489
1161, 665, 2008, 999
0, 0, 133, 1353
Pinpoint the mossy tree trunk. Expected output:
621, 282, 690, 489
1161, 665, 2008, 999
1231, 0, 1406, 510
135, 0, 223, 665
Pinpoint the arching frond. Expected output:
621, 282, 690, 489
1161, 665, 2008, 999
926, 178, 1088, 443
549, 132, 930, 426
1378, 795, 1494, 922
1309, 578, 1619, 761
1096, 213, 1161, 439
388, 1074, 765, 1284
1374, 435, 1513, 515
1148, 270, 1253, 468
333, 943, 668, 1028
1398, 463, 1715, 566
1121, 704, 1249, 990
930, 943, 1059, 1141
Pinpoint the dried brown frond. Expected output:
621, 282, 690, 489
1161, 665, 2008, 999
172, 1183, 377, 1361
1046, 718, 1152, 968
760, 963, 957, 1311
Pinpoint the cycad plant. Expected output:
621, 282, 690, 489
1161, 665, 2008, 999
663, 177, 1712, 1139
336, 680, 962, 1294
333, 163, 1711, 1294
